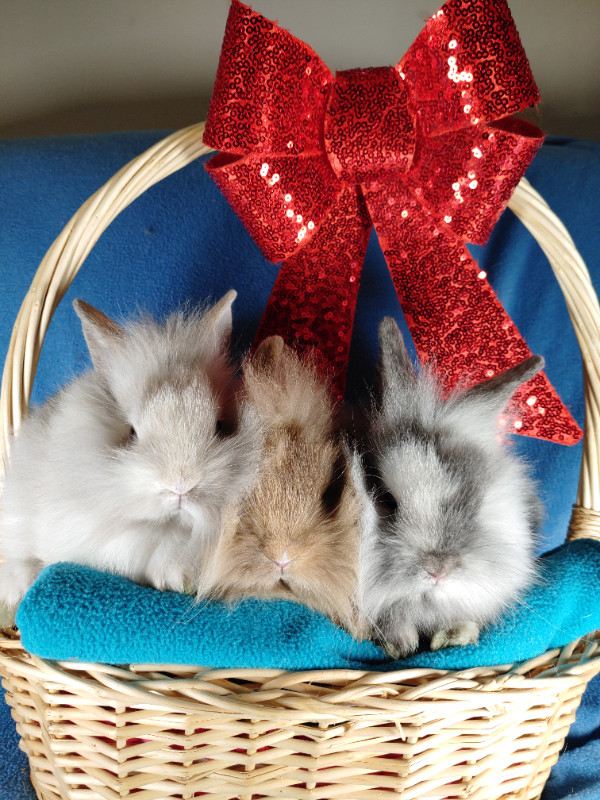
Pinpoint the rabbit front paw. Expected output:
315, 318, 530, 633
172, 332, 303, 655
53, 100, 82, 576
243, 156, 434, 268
0, 558, 43, 609
430, 621, 480, 651
380, 623, 420, 659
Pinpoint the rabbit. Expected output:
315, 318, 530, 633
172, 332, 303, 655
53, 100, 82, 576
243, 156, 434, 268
198, 336, 367, 638
355, 316, 544, 658
0, 290, 263, 613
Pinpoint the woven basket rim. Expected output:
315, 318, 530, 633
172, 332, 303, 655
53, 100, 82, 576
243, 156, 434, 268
2, 628, 600, 721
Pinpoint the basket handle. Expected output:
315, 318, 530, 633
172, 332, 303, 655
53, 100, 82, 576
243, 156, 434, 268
2, 124, 599, 542
508, 180, 600, 540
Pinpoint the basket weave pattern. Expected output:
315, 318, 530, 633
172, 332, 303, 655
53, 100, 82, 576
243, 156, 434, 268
2, 627, 599, 800
1, 123, 600, 800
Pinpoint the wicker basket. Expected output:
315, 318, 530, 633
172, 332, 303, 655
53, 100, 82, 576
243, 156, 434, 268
1, 122, 600, 800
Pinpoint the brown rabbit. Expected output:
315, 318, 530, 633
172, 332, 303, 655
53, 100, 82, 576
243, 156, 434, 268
198, 336, 365, 638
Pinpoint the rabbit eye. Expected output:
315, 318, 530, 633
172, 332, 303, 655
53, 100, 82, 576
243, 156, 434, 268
128, 426, 137, 442
215, 419, 236, 438
215, 419, 226, 437
377, 490, 398, 514
321, 455, 346, 516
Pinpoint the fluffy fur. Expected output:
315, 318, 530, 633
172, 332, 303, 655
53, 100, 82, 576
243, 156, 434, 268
199, 337, 365, 638
355, 317, 544, 657
0, 291, 262, 610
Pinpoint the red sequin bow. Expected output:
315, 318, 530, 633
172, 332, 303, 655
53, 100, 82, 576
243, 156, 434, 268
204, 0, 581, 444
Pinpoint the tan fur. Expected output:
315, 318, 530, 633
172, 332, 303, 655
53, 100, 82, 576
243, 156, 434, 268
200, 338, 365, 638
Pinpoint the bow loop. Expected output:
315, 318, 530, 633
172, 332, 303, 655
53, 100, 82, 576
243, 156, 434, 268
407, 118, 544, 245
204, 0, 332, 156
400, 0, 540, 137
208, 153, 339, 261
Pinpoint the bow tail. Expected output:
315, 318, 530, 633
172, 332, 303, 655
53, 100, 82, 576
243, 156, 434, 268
365, 184, 581, 444
254, 185, 371, 399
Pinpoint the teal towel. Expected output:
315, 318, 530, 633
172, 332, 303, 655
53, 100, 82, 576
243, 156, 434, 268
16, 538, 600, 671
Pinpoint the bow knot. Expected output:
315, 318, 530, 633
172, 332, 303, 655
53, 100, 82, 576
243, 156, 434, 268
325, 67, 416, 183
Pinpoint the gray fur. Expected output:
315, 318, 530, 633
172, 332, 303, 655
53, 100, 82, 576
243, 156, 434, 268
355, 317, 544, 656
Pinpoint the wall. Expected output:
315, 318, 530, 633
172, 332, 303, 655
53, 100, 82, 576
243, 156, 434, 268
2, 0, 599, 141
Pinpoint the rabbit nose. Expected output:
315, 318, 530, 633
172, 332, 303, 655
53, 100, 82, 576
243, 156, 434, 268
166, 476, 197, 493
427, 570, 443, 585
165, 477, 197, 505
422, 552, 454, 582
276, 553, 292, 573
166, 488, 188, 509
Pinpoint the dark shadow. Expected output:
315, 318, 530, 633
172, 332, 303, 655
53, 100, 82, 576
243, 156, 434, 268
0, 93, 213, 139
520, 105, 600, 142
1, 91, 599, 142
2, 89, 600, 143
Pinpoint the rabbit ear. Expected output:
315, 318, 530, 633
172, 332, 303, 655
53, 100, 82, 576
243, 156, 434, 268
202, 290, 237, 354
73, 299, 125, 375
376, 317, 417, 404
458, 355, 545, 416
253, 336, 285, 372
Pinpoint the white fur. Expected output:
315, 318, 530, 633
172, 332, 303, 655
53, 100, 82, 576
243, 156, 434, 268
0, 293, 263, 609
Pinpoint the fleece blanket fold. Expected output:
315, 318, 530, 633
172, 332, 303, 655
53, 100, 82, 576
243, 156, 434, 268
16, 538, 600, 672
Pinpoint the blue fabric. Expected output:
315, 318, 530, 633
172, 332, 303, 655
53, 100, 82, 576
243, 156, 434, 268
1, 132, 600, 799
15, 539, 600, 671
544, 675, 600, 800
0, 686, 31, 800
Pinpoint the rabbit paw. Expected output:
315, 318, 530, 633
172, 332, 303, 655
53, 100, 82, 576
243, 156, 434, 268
146, 563, 188, 594
0, 603, 16, 628
151, 571, 187, 594
381, 624, 420, 660
430, 621, 480, 651
0, 558, 43, 610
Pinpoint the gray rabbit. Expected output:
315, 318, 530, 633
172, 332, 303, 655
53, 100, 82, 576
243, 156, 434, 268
355, 316, 543, 657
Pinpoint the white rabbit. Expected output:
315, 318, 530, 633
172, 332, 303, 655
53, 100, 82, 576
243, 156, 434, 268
0, 291, 262, 612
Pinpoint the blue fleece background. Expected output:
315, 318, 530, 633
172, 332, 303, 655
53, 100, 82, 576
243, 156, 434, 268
1, 132, 599, 799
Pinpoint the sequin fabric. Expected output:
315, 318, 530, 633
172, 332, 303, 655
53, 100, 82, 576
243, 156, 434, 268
401, 0, 540, 136
254, 186, 371, 401
204, 0, 582, 444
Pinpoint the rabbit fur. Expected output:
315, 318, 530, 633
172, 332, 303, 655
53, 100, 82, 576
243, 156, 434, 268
198, 336, 366, 637
355, 316, 544, 657
0, 291, 262, 611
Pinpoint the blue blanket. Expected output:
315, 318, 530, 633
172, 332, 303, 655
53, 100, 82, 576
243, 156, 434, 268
16, 539, 600, 671
1, 131, 600, 800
